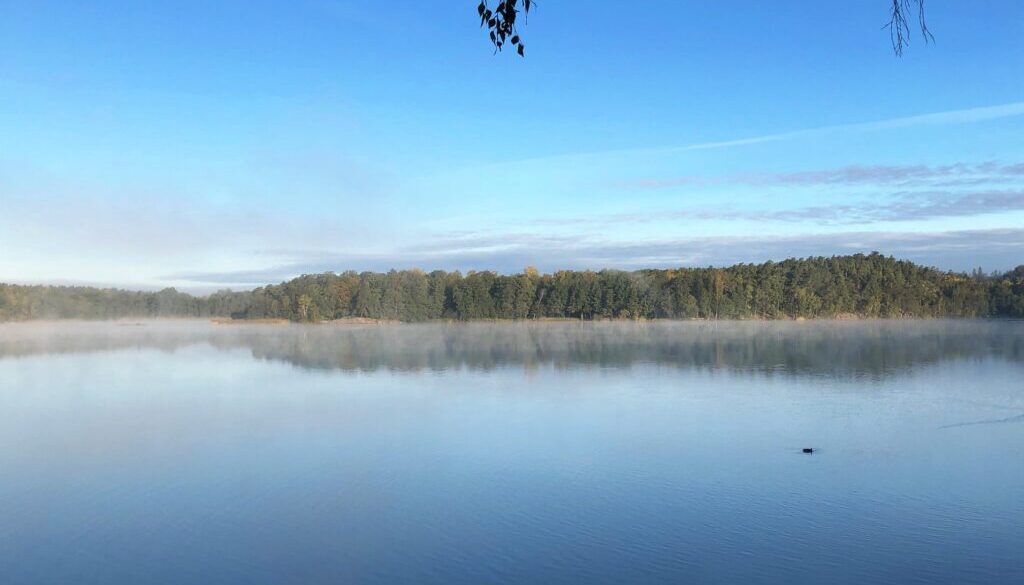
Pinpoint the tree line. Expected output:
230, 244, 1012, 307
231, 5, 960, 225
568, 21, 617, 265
3, 254, 1023, 322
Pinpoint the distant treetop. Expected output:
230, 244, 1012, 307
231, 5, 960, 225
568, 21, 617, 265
4, 254, 1022, 322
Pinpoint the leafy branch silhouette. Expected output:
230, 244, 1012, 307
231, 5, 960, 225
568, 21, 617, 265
478, 0, 530, 56
478, 1, 935, 58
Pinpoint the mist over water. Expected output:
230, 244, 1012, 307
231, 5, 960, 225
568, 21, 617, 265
1, 320, 1023, 584
3, 319, 1023, 377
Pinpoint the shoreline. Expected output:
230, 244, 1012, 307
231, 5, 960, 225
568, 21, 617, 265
3, 315, 1017, 327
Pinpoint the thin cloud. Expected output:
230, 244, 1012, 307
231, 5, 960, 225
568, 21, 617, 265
487, 101, 1024, 167
614, 161, 1024, 190
538, 188, 1024, 228
675, 102, 1024, 153
168, 227, 1024, 287
712, 189, 1024, 224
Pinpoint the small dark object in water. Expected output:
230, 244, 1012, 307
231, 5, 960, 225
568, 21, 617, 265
802, 448, 814, 454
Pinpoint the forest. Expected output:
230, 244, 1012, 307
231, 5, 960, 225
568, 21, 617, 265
2, 254, 1023, 322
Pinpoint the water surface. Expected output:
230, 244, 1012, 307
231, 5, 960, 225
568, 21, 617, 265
1, 320, 1022, 584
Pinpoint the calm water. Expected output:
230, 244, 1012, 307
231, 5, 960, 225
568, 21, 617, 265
1, 320, 1022, 584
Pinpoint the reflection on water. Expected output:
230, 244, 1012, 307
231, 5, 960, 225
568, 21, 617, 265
2, 319, 1023, 379
1, 320, 1023, 585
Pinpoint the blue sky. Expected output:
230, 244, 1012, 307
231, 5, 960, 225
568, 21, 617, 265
2, 1, 1023, 291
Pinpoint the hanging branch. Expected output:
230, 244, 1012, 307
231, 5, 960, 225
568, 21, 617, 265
477, 2, 934, 58
478, 0, 531, 56
886, 0, 934, 56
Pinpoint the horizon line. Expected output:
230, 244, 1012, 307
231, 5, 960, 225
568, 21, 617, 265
5, 252, 1018, 296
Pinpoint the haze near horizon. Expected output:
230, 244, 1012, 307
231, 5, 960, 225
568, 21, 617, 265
2, 1, 1023, 292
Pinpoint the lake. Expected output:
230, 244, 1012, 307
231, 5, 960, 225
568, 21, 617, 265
1, 320, 1022, 584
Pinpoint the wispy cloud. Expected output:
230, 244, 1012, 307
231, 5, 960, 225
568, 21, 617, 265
168, 227, 1024, 287
685, 189, 1024, 224
497, 102, 1024, 166
537, 187, 1024, 228
614, 161, 1024, 190
672, 102, 1024, 154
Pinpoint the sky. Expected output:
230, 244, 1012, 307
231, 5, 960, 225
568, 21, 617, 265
2, 1, 1023, 292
